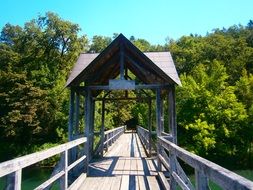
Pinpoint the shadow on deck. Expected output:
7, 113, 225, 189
78, 132, 162, 190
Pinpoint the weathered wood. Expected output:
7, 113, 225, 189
109, 79, 135, 90
158, 171, 170, 190
161, 97, 164, 133
64, 150, 68, 190
77, 132, 162, 190
94, 96, 155, 101
75, 93, 80, 134
158, 154, 170, 171
69, 89, 75, 141
169, 154, 177, 190
156, 88, 162, 171
0, 137, 86, 177
100, 100, 105, 157
103, 126, 125, 146
14, 170, 21, 190
84, 89, 91, 173
68, 155, 87, 172
175, 160, 195, 190
35, 171, 65, 190
137, 126, 151, 156
172, 172, 190, 190
148, 99, 152, 157
75, 84, 173, 91
159, 136, 253, 190
1, 137, 87, 190
168, 87, 177, 144
68, 173, 87, 190
90, 100, 95, 157
195, 169, 209, 190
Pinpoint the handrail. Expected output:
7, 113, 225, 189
158, 136, 253, 190
104, 126, 125, 151
0, 137, 87, 190
137, 126, 152, 156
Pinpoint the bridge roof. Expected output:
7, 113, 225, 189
66, 34, 181, 87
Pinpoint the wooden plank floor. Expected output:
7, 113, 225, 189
78, 131, 161, 190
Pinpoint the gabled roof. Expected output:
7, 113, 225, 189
66, 34, 181, 87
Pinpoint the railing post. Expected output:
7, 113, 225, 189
13, 170, 22, 190
168, 86, 177, 144
100, 100, 105, 157
195, 169, 209, 190
64, 150, 68, 190
5, 172, 21, 190
170, 152, 177, 190
105, 134, 108, 151
84, 89, 91, 174
148, 99, 152, 157
156, 88, 162, 171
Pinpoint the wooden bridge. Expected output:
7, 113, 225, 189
1, 34, 253, 189
1, 126, 253, 190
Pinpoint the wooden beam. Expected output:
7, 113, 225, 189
86, 53, 119, 84
195, 169, 209, 190
100, 100, 105, 157
73, 84, 172, 91
161, 97, 164, 133
68, 89, 75, 141
94, 97, 155, 101
156, 88, 162, 171
74, 92, 80, 135
168, 86, 177, 144
158, 136, 253, 190
84, 89, 91, 173
148, 99, 152, 157
90, 99, 95, 157
0, 137, 86, 177
14, 170, 22, 190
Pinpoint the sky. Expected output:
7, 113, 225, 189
0, 0, 252, 45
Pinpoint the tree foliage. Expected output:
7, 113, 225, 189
0, 12, 87, 160
1, 14, 253, 169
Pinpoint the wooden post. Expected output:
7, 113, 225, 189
74, 93, 80, 135
161, 97, 164, 133
68, 89, 75, 180
64, 150, 68, 190
90, 100, 95, 157
148, 98, 152, 157
195, 169, 209, 190
84, 89, 91, 174
168, 86, 177, 144
72, 92, 80, 176
156, 88, 162, 171
68, 89, 75, 141
14, 170, 22, 190
100, 100, 105, 157
170, 153, 177, 190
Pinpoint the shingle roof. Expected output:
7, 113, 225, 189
66, 34, 181, 87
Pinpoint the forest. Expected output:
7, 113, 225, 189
0, 12, 253, 170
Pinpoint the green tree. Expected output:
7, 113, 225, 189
0, 12, 87, 161
89, 35, 112, 53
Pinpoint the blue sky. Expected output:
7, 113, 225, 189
0, 0, 252, 44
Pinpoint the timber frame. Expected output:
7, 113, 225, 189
66, 34, 180, 179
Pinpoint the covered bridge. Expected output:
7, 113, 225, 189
1, 34, 253, 190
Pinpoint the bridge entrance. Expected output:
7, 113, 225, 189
65, 34, 180, 188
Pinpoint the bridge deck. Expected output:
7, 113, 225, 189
78, 132, 161, 190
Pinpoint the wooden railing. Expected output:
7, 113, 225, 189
0, 137, 87, 190
137, 126, 152, 156
104, 126, 125, 151
158, 136, 253, 190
